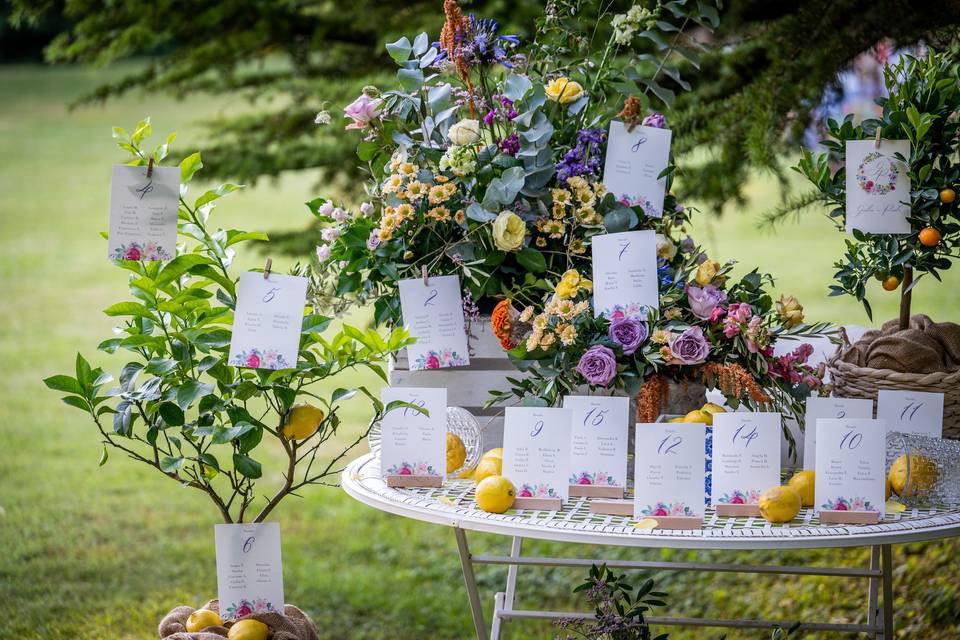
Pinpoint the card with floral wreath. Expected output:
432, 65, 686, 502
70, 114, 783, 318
814, 418, 886, 517
844, 139, 911, 234
380, 387, 447, 480
634, 422, 706, 518
215, 522, 284, 620
591, 230, 660, 320
711, 412, 781, 506
563, 395, 630, 489
228, 272, 307, 370
108, 164, 179, 262
398, 275, 470, 371
602, 120, 672, 218
502, 407, 573, 503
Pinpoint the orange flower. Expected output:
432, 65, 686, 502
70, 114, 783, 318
491, 299, 515, 350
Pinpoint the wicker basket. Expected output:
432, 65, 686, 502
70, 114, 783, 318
826, 330, 960, 439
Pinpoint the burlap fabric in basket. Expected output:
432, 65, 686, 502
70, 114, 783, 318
827, 314, 960, 438
159, 599, 318, 640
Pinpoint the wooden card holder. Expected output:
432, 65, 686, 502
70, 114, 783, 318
513, 497, 562, 511
715, 503, 762, 517
819, 510, 881, 525
650, 516, 703, 530
386, 474, 443, 488
569, 484, 625, 499
589, 499, 634, 516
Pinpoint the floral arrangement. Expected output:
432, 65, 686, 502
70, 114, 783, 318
310, 0, 721, 324
490, 214, 835, 457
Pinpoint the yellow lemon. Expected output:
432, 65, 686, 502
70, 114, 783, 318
475, 475, 516, 513
281, 403, 325, 440
787, 470, 816, 507
700, 402, 727, 417
683, 409, 711, 425
888, 454, 939, 497
186, 609, 223, 633
481, 447, 503, 462
668, 417, 686, 423
446, 432, 467, 473
473, 457, 502, 485
458, 465, 477, 480
758, 486, 802, 524
227, 619, 269, 640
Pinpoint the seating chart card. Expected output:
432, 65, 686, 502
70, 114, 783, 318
215, 522, 284, 619
108, 165, 179, 262
502, 407, 572, 502
814, 418, 886, 517
591, 230, 659, 319
711, 412, 781, 506
228, 272, 307, 370
398, 275, 470, 370
564, 395, 630, 489
634, 422, 706, 519
380, 387, 447, 479
876, 389, 944, 437
845, 139, 911, 234
802, 397, 874, 470
602, 121, 672, 218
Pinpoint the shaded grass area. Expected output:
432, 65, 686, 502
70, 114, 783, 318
0, 63, 958, 639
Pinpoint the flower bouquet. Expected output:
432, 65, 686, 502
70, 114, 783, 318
310, 0, 721, 324
489, 217, 835, 456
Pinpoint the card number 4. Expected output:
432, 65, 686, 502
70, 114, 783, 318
732, 424, 758, 448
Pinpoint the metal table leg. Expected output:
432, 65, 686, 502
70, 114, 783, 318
868, 546, 881, 638
490, 537, 523, 640
454, 527, 488, 640
881, 544, 895, 639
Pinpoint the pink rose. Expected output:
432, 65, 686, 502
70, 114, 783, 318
519, 488, 533, 497
399, 466, 412, 475
343, 94, 382, 130
124, 246, 141, 260
245, 354, 260, 368
653, 506, 668, 516
236, 604, 252, 617
730, 494, 744, 504
578, 475, 592, 485
611, 309, 625, 320
426, 354, 440, 369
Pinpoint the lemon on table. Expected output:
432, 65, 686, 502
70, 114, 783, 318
446, 432, 467, 473
473, 456, 502, 485
481, 447, 503, 462
186, 609, 223, 633
668, 417, 686, 423
281, 403, 325, 440
758, 486, 802, 523
888, 453, 939, 497
683, 409, 711, 425
700, 402, 727, 417
475, 475, 515, 513
228, 618, 269, 640
458, 465, 477, 480
787, 470, 816, 507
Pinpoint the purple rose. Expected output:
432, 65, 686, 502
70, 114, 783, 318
608, 317, 648, 355
576, 345, 618, 387
686, 284, 727, 320
642, 112, 666, 129
669, 326, 711, 365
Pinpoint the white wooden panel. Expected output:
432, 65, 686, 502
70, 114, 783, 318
394, 315, 509, 368
389, 367, 522, 407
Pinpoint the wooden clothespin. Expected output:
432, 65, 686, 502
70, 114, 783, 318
263, 257, 273, 280
421, 264, 430, 286
875, 126, 882, 149
146, 157, 155, 179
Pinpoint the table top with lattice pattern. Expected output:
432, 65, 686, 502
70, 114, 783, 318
342, 453, 960, 549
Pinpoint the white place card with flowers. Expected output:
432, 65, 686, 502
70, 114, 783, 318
711, 412, 781, 516
802, 396, 874, 470
815, 418, 886, 524
634, 422, 706, 528
397, 275, 470, 370
564, 395, 630, 498
844, 139, 911, 234
108, 164, 179, 262
502, 407, 573, 509
214, 522, 284, 619
602, 120, 672, 218
228, 272, 308, 370
591, 230, 660, 319
876, 389, 944, 438
380, 387, 447, 487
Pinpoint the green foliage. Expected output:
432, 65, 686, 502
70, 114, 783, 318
43, 120, 414, 523
792, 49, 960, 320
557, 564, 670, 640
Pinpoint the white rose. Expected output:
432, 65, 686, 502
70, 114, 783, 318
655, 233, 677, 260
448, 118, 481, 146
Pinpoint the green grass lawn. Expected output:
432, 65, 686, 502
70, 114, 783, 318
0, 62, 958, 640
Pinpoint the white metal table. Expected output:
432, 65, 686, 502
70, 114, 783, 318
342, 453, 960, 639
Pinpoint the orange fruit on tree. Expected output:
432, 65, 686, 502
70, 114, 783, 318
919, 227, 941, 247
882, 276, 900, 291
940, 188, 956, 204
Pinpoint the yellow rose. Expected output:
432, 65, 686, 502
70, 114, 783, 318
492, 211, 526, 251
556, 269, 592, 299
695, 260, 721, 286
545, 77, 584, 105
776, 294, 804, 328
448, 118, 481, 146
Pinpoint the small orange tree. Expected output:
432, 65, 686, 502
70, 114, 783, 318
795, 49, 960, 329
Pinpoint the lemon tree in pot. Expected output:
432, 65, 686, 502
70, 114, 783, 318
44, 121, 415, 523
792, 49, 960, 435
